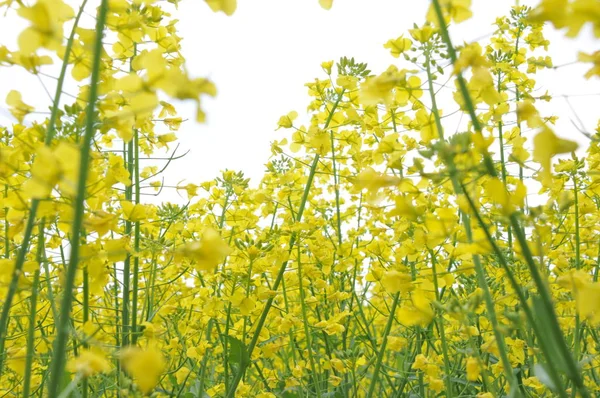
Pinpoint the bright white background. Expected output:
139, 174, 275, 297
0, 0, 598, 203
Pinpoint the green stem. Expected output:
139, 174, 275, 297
510, 213, 588, 397
122, 141, 132, 347
431, 1, 587, 394
131, 127, 141, 345
82, 261, 89, 398
424, 31, 519, 394
496, 73, 513, 253
47, 1, 108, 395
570, 171, 583, 397
297, 245, 322, 397
23, 269, 41, 398
365, 292, 400, 398
460, 185, 567, 397
0, 0, 88, 374
225, 89, 345, 397
430, 250, 454, 397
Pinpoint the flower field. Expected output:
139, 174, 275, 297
0, 0, 600, 396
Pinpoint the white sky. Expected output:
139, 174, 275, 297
0, 0, 599, 204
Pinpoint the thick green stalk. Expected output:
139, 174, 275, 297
509, 214, 588, 397
0, 0, 88, 374
461, 186, 567, 397
424, 41, 519, 394
463, 213, 519, 396
430, 1, 587, 395
47, 1, 109, 395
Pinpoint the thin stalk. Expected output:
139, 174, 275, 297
82, 261, 89, 398
430, 250, 454, 396
121, 46, 138, 348
297, 245, 322, 397
572, 173, 582, 369
223, 276, 238, 393
47, 1, 109, 395
365, 292, 400, 398
122, 142, 132, 347
23, 269, 41, 397
225, 89, 345, 397
496, 73, 513, 252
131, 127, 141, 345
329, 130, 343, 247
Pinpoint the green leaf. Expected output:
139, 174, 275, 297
534, 363, 558, 391
226, 336, 249, 367
532, 295, 568, 374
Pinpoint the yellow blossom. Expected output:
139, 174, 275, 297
533, 127, 578, 181
6, 90, 34, 123
205, 0, 236, 16
178, 228, 232, 271
383, 36, 413, 58
120, 346, 166, 394
68, 349, 111, 377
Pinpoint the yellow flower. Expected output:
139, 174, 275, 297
381, 270, 413, 294
121, 201, 148, 222
321, 60, 334, 74
573, 281, 600, 324
532, 127, 578, 181
17, 0, 74, 54
6, 347, 26, 376
5, 90, 34, 123
205, 0, 237, 15
409, 25, 436, 43
120, 346, 166, 394
230, 291, 257, 316
466, 357, 480, 381
427, 0, 472, 25
454, 42, 490, 74
177, 183, 199, 199
179, 228, 232, 271
412, 354, 429, 371
352, 167, 402, 191
579, 51, 600, 78
383, 36, 413, 58
22, 142, 80, 199
529, 0, 600, 38
359, 66, 408, 106
171, 366, 189, 384
387, 336, 408, 352
68, 349, 111, 377
319, 0, 333, 10
276, 111, 298, 130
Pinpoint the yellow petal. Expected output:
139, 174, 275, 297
319, 0, 333, 10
